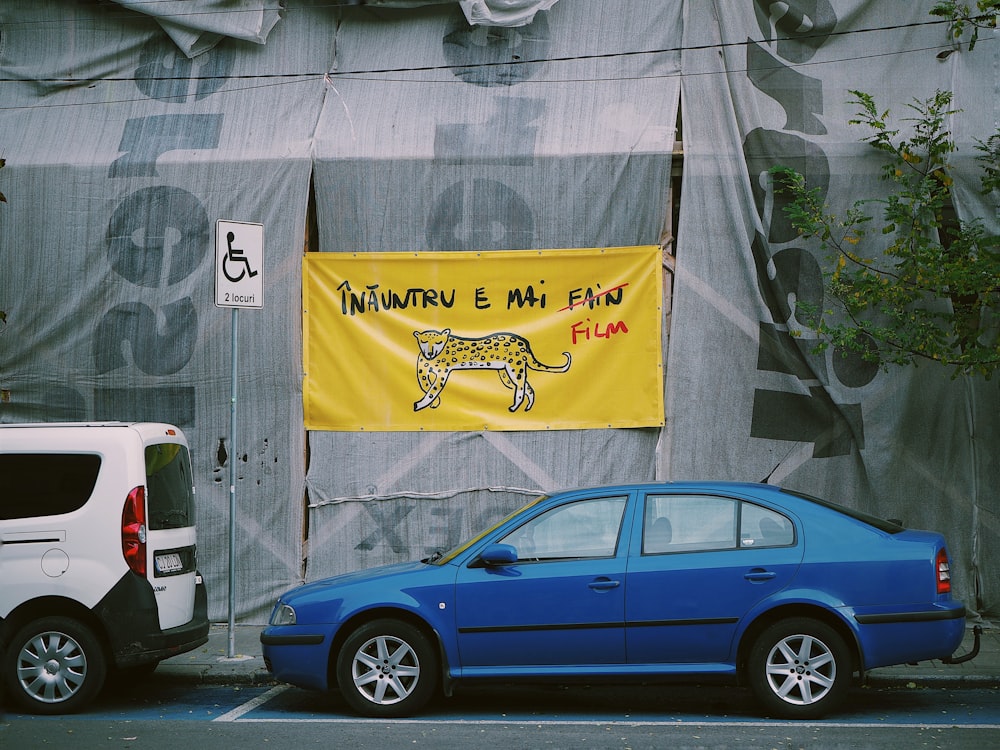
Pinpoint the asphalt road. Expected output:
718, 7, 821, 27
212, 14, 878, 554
2, 680, 999, 749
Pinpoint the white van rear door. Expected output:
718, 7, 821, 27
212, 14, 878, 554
143, 441, 198, 630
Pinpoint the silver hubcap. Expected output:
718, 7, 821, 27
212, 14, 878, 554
351, 634, 420, 705
16, 631, 88, 704
764, 633, 836, 706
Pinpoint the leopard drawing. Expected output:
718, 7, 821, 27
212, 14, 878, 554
412, 328, 572, 413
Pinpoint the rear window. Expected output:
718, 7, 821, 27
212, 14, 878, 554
782, 488, 904, 534
145, 443, 195, 530
0, 453, 102, 519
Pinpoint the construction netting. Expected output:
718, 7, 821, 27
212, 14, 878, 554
0, 1, 995, 621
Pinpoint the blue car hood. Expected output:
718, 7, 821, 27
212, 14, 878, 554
283, 560, 431, 603
275, 559, 454, 626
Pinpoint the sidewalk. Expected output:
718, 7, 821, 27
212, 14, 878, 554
158, 620, 999, 688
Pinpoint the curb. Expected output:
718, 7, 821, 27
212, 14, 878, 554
155, 667, 277, 687
864, 672, 1000, 689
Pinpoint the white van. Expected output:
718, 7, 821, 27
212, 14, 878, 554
0, 422, 209, 714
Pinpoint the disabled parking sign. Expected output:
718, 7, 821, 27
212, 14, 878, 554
215, 220, 263, 309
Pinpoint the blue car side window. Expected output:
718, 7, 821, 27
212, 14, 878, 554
499, 495, 627, 561
740, 503, 795, 548
643, 494, 738, 554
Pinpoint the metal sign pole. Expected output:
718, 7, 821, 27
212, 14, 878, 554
227, 306, 238, 658
214, 218, 263, 660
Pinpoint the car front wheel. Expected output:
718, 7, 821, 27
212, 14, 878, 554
2, 616, 107, 714
748, 617, 852, 719
335, 618, 438, 717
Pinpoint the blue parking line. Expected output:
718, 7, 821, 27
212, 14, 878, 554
2, 684, 277, 722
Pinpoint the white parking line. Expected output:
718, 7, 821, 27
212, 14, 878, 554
224, 718, 1000, 729
213, 685, 291, 722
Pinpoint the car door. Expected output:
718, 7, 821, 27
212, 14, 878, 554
625, 491, 803, 665
454, 493, 631, 670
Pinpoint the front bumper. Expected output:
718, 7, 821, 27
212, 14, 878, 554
260, 624, 338, 691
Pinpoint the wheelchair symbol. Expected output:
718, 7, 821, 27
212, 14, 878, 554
222, 231, 259, 283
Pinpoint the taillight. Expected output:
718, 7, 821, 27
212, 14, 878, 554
122, 486, 147, 577
936, 548, 951, 594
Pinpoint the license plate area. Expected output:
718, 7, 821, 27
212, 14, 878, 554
154, 546, 196, 577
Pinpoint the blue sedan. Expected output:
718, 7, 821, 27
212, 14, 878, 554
260, 482, 967, 719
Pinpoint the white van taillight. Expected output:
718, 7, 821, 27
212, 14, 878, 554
936, 548, 951, 594
122, 486, 148, 577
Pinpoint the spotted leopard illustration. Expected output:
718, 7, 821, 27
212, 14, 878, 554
413, 328, 572, 413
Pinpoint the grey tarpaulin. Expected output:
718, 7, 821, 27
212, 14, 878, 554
0, 0, 324, 620
110, 1, 285, 58
667, 1, 999, 616
305, 0, 680, 580
109, 1, 562, 59
357, 1, 561, 28
2, 1, 997, 622
0, 0, 679, 621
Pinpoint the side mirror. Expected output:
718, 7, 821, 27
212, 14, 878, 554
478, 543, 518, 566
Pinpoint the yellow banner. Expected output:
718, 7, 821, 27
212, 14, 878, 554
303, 247, 663, 431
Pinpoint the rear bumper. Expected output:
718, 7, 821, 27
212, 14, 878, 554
99, 571, 210, 667
854, 604, 966, 625
852, 602, 966, 669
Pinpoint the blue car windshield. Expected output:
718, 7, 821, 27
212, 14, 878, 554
430, 495, 549, 565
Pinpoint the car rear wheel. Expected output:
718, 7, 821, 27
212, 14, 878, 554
335, 618, 438, 718
2, 616, 107, 714
748, 617, 851, 719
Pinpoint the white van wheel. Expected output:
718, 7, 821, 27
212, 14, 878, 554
2, 616, 107, 714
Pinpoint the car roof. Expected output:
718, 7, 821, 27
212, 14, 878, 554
551, 481, 788, 496
548, 481, 903, 533
0, 421, 144, 428
0, 421, 187, 446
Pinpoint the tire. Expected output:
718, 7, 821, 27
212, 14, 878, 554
747, 617, 852, 720
335, 618, 438, 718
2, 616, 107, 714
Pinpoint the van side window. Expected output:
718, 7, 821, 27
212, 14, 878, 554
0, 453, 101, 519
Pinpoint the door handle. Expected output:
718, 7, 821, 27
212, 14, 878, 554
588, 578, 621, 591
744, 569, 777, 582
